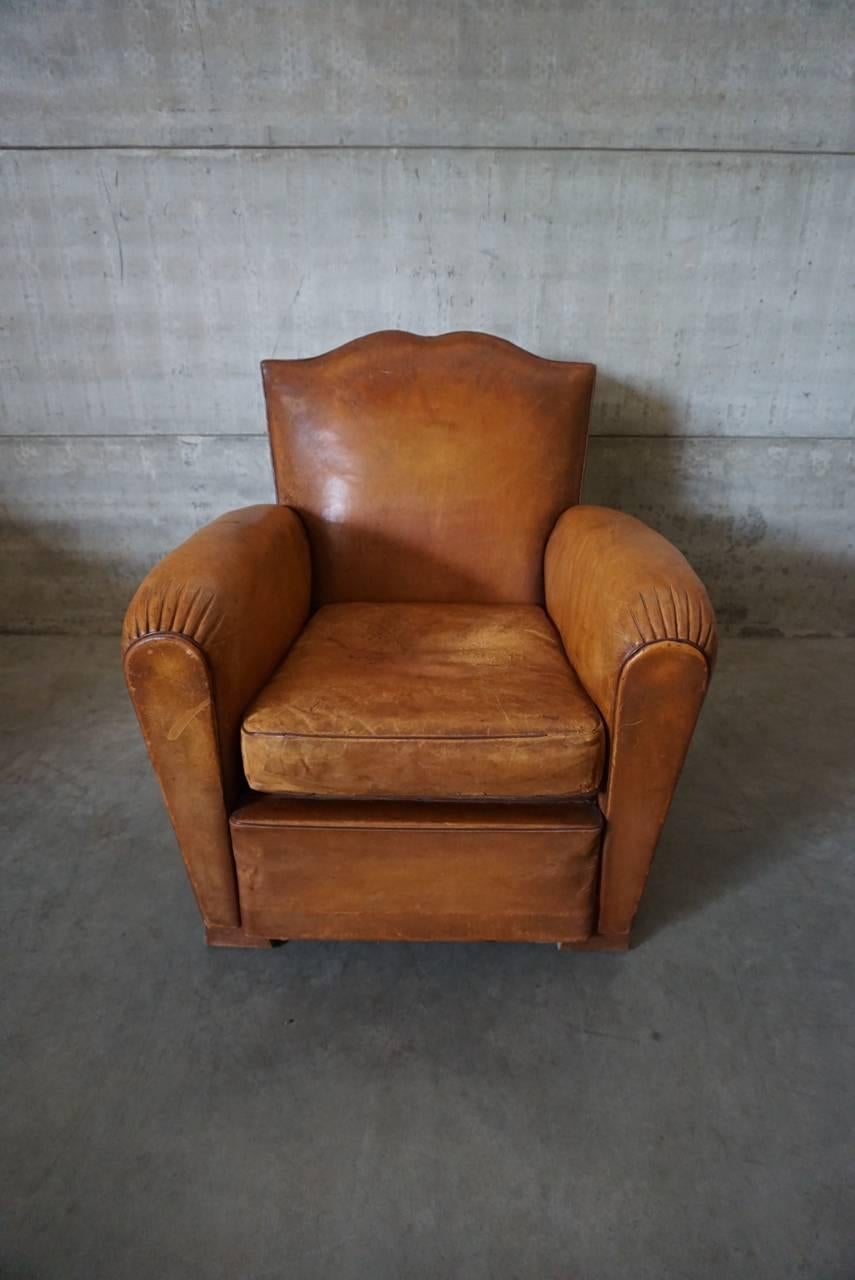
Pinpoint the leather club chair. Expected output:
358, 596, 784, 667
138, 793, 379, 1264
123, 331, 716, 951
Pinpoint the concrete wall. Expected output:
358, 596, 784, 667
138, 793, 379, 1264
2, 0, 853, 635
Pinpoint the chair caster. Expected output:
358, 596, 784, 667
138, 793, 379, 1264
557, 933, 631, 952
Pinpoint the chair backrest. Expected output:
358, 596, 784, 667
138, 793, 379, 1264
262, 331, 595, 605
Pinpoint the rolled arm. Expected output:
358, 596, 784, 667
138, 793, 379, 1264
545, 505, 716, 723
122, 505, 310, 928
545, 506, 716, 942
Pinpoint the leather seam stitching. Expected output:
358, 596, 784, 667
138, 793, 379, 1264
231, 822, 601, 833
122, 629, 241, 926
240, 728, 605, 742
615, 635, 714, 687
607, 637, 712, 765
123, 628, 217, 659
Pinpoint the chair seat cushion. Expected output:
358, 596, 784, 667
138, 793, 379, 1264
241, 603, 606, 801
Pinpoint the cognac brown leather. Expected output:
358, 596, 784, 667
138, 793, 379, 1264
122, 331, 716, 949
241, 602, 605, 800
263, 331, 595, 605
122, 505, 310, 925
544, 505, 716, 940
597, 642, 708, 938
544, 505, 717, 724
231, 796, 602, 942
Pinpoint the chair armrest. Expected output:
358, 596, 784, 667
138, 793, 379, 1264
545, 505, 716, 942
122, 505, 310, 927
545, 505, 716, 725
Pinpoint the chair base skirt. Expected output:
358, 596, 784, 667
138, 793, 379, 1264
228, 795, 605, 946
205, 926, 630, 951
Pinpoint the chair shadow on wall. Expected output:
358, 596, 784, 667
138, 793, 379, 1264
0, 517, 142, 739
586, 375, 854, 943
0, 517, 138, 639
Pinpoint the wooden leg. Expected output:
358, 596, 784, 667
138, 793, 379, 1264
558, 932, 630, 953
205, 924, 284, 949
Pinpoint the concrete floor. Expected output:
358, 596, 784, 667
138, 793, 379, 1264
1, 636, 853, 1279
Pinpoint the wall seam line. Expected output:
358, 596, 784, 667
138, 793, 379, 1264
2, 144, 854, 158
0, 433, 849, 444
